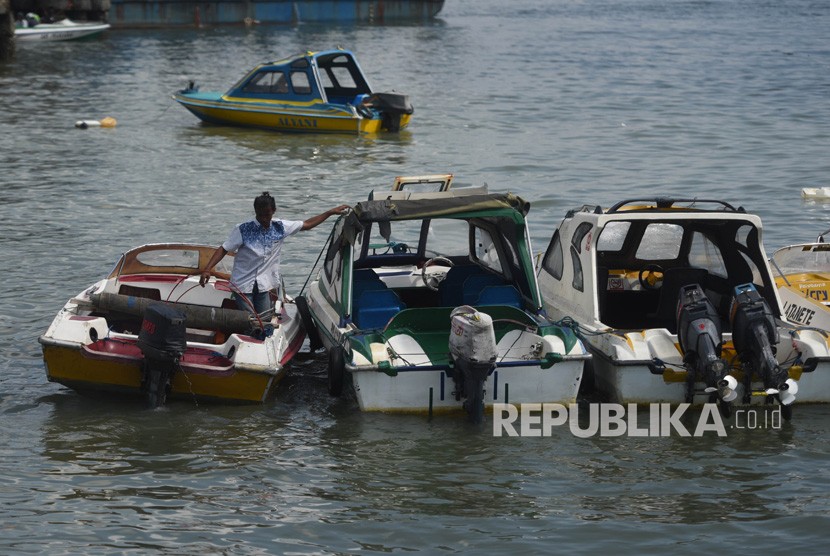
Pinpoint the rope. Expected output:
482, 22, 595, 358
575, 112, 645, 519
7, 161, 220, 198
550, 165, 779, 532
299, 223, 338, 296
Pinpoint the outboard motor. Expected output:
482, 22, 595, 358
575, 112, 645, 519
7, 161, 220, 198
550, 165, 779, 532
449, 305, 498, 423
730, 283, 798, 411
137, 303, 187, 408
365, 91, 414, 131
676, 284, 737, 413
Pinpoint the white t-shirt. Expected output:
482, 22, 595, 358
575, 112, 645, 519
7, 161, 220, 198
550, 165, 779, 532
222, 218, 303, 293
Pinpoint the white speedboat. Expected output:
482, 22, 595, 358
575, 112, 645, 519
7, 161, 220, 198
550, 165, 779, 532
536, 198, 830, 418
15, 19, 110, 42
39, 244, 306, 405
298, 176, 590, 422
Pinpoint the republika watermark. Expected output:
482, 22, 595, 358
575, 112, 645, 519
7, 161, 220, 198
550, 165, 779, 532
493, 402, 783, 437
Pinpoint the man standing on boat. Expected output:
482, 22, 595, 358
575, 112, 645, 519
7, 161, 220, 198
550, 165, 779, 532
199, 192, 349, 316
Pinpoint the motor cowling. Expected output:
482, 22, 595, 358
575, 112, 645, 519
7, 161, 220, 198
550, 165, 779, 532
137, 303, 187, 407
676, 284, 736, 405
729, 283, 793, 405
449, 305, 497, 423
365, 91, 414, 131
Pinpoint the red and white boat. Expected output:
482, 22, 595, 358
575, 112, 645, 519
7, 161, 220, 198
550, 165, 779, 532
39, 243, 306, 405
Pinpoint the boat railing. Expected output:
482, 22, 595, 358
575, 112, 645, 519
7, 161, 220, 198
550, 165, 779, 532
605, 198, 745, 213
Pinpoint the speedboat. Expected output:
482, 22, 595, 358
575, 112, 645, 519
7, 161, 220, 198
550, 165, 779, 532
298, 175, 590, 422
770, 228, 830, 332
39, 243, 306, 405
172, 49, 413, 134
15, 19, 110, 42
536, 198, 830, 417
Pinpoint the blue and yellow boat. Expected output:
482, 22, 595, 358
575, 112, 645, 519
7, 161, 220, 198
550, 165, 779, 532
172, 49, 413, 134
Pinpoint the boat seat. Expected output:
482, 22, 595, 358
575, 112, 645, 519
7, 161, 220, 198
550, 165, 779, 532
439, 265, 487, 306
462, 273, 505, 305
353, 269, 388, 300
354, 289, 406, 330
476, 285, 522, 308
648, 267, 709, 332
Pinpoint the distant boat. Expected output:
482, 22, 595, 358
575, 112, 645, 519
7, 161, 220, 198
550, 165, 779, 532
15, 19, 110, 42
173, 49, 414, 134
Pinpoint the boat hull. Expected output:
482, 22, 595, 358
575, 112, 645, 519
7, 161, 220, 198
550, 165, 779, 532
351, 361, 585, 413
584, 329, 830, 405
173, 93, 410, 134
41, 341, 288, 403
15, 22, 110, 42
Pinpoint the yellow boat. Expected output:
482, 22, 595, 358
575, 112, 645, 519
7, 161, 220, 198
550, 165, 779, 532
771, 228, 830, 331
172, 49, 413, 134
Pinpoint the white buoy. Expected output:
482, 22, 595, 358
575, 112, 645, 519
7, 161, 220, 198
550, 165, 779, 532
75, 117, 117, 129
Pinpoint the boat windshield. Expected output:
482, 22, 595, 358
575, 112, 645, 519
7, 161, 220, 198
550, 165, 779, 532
772, 244, 830, 276
359, 218, 470, 258
115, 245, 234, 277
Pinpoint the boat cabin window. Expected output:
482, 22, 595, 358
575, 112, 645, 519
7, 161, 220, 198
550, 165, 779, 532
571, 246, 584, 292
427, 219, 469, 257
323, 240, 344, 304
378, 220, 422, 255
689, 231, 727, 278
136, 249, 200, 269
735, 224, 753, 248
541, 230, 564, 280
473, 227, 503, 273
290, 71, 312, 95
359, 218, 470, 259
242, 71, 289, 94
635, 223, 683, 260
597, 222, 629, 252
319, 66, 359, 90
571, 222, 593, 254
738, 251, 765, 286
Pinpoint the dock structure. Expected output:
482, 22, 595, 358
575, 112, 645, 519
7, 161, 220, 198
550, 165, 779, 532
1, 0, 12, 59
8, 0, 443, 28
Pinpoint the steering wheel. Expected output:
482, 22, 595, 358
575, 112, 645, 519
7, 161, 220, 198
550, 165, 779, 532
638, 264, 665, 290
421, 256, 455, 291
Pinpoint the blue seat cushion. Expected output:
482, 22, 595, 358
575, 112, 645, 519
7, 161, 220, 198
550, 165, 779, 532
476, 285, 522, 308
461, 273, 505, 305
439, 265, 488, 306
354, 289, 406, 330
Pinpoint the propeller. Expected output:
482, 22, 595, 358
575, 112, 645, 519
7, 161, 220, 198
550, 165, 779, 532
704, 374, 738, 402
778, 378, 799, 406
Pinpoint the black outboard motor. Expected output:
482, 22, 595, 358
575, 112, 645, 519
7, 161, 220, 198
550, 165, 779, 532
730, 283, 798, 411
449, 306, 498, 423
676, 284, 737, 412
366, 91, 414, 131
137, 303, 187, 408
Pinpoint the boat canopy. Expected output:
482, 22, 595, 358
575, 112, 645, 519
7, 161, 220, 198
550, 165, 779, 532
107, 243, 233, 279
225, 49, 373, 105
334, 193, 530, 247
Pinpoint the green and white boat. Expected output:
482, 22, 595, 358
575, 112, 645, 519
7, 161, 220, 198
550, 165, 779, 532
298, 176, 589, 421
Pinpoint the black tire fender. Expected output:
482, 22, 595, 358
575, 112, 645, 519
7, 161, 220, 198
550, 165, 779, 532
328, 345, 346, 397
295, 295, 323, 352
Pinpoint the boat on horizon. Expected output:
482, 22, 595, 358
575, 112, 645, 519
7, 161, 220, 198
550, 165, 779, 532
15, 19, 110, 42
38, 243, 306, 405
173, 49, 413, 134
